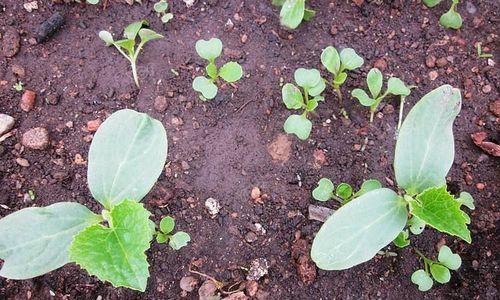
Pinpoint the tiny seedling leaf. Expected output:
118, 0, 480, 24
440, 8, 462, 29
411, 269, 434, 292
312, 178, 334, 202
192, 76, 218, 100
410, 186, 471, 243
169, 232, 191, 250
124, 20, 148, 40
303, 8, 315, 21
284, 114, 312, 140
161, 13, 174, 24
430, 264, 451, 284
423, 0, 442, 8
387, 77, 411, 96
354, 179, 382, 197
333, 72, 348, 86
160, 216, 175, 234
87, 0, 100, 4
219, 62, 243, 83
393, 229, 410, 248
206, 63, 218, 79
305, 99, 318, 111
99, 30, 114, 45
294, 68, 322, 90
156, 232, 168, 244
139, 28, 163, 43
340, 48, 364, 71
408, 216, 426, 235
457, 192, 475, 210
154, 0, 168, 13
336, 183, 352, 200
352, 89, 375, 106
308, 78, 326, 97
195, 38, 223, 61
282, 83, 304, 109
438, 246, 462, 270
367, 68, 383, 98
279, 0, 305, 29
321, 46, 341, 75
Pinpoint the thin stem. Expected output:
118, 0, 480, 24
334, 84, 343, 104
131, 61, 140, 88
415, 248, 435, 274
397, 96, 406, 133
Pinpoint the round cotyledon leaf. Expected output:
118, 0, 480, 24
312, 178, 334, 202
282, 83, 303, 110
438, 246, 462, 270
219, 62, 243, 83
430, 263, 451, 284
411, 269, 434, 292
192, 76, 218, 100
195, 38, 223, 61
340, 48, 364, 71
283, 114, 312, 140
321, 46, 341, 75
294, 68, 322, 90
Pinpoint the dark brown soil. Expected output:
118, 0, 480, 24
1, 0, 499, 299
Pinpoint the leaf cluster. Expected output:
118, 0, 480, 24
192, 38, 243, 100
156, 216, 191, 250
320, 46, 364, 95
272, 0, 315, 29
154, 0, 174, 24
424, 0, 462, 29
411, 246, 462, 291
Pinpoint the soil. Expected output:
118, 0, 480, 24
0, 0, 499, 299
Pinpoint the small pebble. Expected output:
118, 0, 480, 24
16, 157, 30, 167
429, 71, 439, 81
86, 119, 101, 132
0, 114, 15, 135
425, 55, 436, 68
251, 187, 261, 200
20, 90, 36, 112
246, 258, 270, 281
179, 276, 198, 292
21, 127, 50, 150
154, 96, 168, 112
205, 197, 221, 216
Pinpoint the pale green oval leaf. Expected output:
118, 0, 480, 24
87, 0, 100, 4
99, 30, 114, 45
0, 203, 101, 279
411, 269, 434, 291
294, 68, 321, 89
312, 178, 334, 202
280, 0, 305, 29
124, 20, 147, 40
169, 231, 191, 250
154, 0, 168, 13
311, 189, 408, 270
387, 77, 411, 96
192, 76, 218, 99
336, 183, 352, 200
161, 13, 174, 24
160, 216, 175, 234
88, 109, 168, 209
367, 68, 383, 99
340, 48, 364, 71
282, 83, 303, 109
438, 246, 462, 270
308, 78, 326, 97
457, 192, 475, 210
195, 38, 222, 61
352, 88, 375, 106
440, 9, 462, 29
430, 264, 451, 284
284, 114, 312, 140
394, 85, 461, 195
423, 0, 442, 8
321, 46, 341, 75
219, 62, 243, 83
139, 28, 163, 43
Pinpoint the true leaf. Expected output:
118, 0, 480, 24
311, 189, 408, 270
411, 269, 433, 292
333, 72, 347, 86
393, 230, 410, 248
336, 183, 352, 200
305, 99, 318, 111
440, 9, 462, 29
160, 216, 175, 234
156, 232, 168, 244
423, 0, 442, 8
367, 68, 383, 98
312, 178, 334, 202
352, 89, 375, 106
387, 77, 411, 96
438, 246, 462, 270
394, 85, 461, 195
303, 8, 315, 21
0, 202, 101, 279
206, 63, 218, 79
69, 200, 153, 292
408, 216, 426, 235
99, 31, 114, 45
280, 0, 305, 29
282, 83, 304, 109
88, 109, 168, 209
192, 76, 218, 100
272, 0, 286, 6
410, 186, 471, 243
284, 114, 312, 140
340, 48, 364, 71
294, 68, 321, 90
457, 192, 475, 210
195, 38, 223, 61
219, 62, 243, 83
430, 264, 451, 284
114, 39, 135, 54
321, 46, 341, 75
124, 20, 147, 40
169, 231, 191, 250
139, 29, 163, 43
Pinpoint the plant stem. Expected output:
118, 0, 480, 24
131, 61, 140, 88
415, 248, 435, 274
334, 85, 343, 104
397, 96, 406, 133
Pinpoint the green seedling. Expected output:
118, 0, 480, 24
320, 46, 364, 103
192, 38, 243, 100
351, 68, 413, 122
12, 81, 24, 92
272, 0, 315, 29
99, 20, 163, 88
154, 0, 174, 24
282, 68, 326, 140
423, 0, 462, 29
311, 85, 474, 292
156, 216, 191, 250
0, 109, 190, 292
476, 42, 493, 59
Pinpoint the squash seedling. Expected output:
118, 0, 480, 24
423, 0, 462, 29
272, 0, 315, 29
320, 46, 364, 103
311, 85, 473, 292
0, 109, 190, 292
154, 0, 174, 24
192, 38, 243, 100
282, 68, 326, 140
99, 20, 163, 88
351, 68, 413, 122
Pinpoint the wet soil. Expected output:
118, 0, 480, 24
0, 0, 499, 299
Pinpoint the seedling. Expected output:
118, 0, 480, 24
423, 0, 462, 29
282, 68, 326, 140
272, 0, 315, 29
12, 81, 24, 92
156, 216, 191, 250
192, 38, 243, 100
0, 109, 190, 292
154, 0, 174, 24
311, 85, 473, 292
99, 20, 163, 87
320, 46, 364, 103
476, 42, 493, 59
351, 68, 413, 122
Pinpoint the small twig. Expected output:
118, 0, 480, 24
235, 99, 253, 112
188, 266, 224, 289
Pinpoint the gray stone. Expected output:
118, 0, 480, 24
0, 114, 15, 135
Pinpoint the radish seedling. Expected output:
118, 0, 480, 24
320, 46, 364, 103
423, 0, 462, 29
192, 38, 243, 100
154, 0, 174, 24
272, 0, 315, 29
351, 68, 413, 122
0, 109, 190, 292
282, 68, 326, 140
99, 20, 163, 88
156, 216, 191, 250
311, 85, 473, 292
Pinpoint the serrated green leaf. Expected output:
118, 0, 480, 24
169, 232, 191, 250
282, 83, 304, 109
321, 46, 341, 75
423, 0, 442, 8
312, 178, 334, 202
0, 203, 101, 279
354, 179, 382, 197
88, 109, 168, 209
408, 216, 426, 235
430, 264, 451, 284
284, 114, 312, 140
280, 0, 305, 29
219, 62, 243, 83
457, 192, 475, 210
352, 89, 375, 106
69, 200, 153, 292
311, 189, 408, 270
124, 20, 147, 40
294, 68, 321, 90
160, 216, 175, 234
192, 76, 218, 100
139, 28, 163, 43
440, 9, 462, 29
340, 48, 364, 71
387, 77, 411, 96
195, 38, 222, 61
410, 186, 471, 243
438, 246, 462, 270
411, 269, 433, 291
336, 183, 352, 200
367, 68, 383, 99
99, 30, 114, 45
394, 85, 461, 195
393, 229, 410, 248
308, 78, 326, 97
